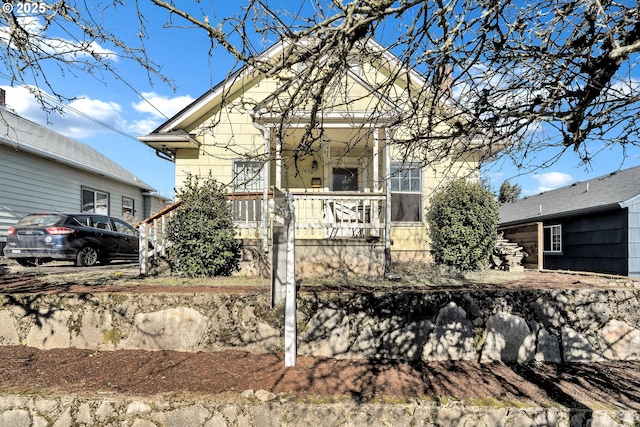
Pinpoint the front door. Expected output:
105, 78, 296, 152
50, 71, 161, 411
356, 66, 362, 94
331, 167, 359, 191
328, 166, 361, 238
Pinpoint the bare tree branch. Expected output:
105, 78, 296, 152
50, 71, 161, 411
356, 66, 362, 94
2, 0, 638, 174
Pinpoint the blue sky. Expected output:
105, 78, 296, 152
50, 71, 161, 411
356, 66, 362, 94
1, 1, 638, 199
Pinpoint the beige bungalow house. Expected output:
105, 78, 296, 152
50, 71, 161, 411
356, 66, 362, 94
139, 39, 493, 276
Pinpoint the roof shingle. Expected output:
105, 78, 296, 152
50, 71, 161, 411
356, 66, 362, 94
499, 165, 640, 226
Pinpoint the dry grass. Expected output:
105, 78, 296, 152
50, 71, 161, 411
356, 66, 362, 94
2, 256, 526, 290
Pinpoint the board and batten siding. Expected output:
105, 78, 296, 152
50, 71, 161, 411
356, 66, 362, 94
0, 145, 150, 245
543, 209, 629, 276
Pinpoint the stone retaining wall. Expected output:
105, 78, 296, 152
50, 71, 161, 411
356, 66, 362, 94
0, 287, 638, 363
1, 393, 638, 427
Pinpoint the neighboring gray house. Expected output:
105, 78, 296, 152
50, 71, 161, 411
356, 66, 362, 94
0, 98, 169, 252
499, 165, 640, 277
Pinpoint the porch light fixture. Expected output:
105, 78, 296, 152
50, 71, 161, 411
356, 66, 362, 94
311, 159, 318, 171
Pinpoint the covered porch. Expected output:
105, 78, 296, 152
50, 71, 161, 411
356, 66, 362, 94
233, 116, 397, 254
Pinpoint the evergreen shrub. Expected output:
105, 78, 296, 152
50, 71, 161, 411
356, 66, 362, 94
166, 173, 241, 277
427, 178, 498, 271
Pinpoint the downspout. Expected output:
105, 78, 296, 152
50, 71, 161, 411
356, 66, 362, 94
253, 121, 271, 253
155, 149, 175, 163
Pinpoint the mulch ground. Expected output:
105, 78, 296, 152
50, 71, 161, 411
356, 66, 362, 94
0, 346, 639, 408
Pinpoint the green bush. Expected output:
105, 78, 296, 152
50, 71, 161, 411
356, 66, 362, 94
427, 178, 498, 271
166, 173, 241, 277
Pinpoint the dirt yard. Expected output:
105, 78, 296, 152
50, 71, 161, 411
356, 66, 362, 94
0, 262, 639, 408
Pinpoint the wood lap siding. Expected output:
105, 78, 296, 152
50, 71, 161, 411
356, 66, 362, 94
0, 146, 147, 245
499, 223, 542, 271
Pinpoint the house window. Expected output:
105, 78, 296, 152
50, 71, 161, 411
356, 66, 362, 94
82, 188, 109, 215
233, 160, 264, 192
232, 160, 263, 222
543, 224, 562, 253
390, 163, 422, 222
122, 197, 134, 217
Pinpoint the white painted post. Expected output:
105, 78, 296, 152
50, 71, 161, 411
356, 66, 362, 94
139, 223, 148, 275
161, 215, 167, 257
262, 127, 271, 252
284, 191, 296, 367
384, 129, 392, 274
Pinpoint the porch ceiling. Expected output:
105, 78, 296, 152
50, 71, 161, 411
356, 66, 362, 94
278, 126, 382, 152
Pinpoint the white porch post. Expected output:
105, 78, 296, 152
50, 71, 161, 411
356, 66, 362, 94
371, 129, 381, 233
384, 128, 392, 273
275, 134, 282, 189
373, 129, 380, 190
262, 126, 271, 252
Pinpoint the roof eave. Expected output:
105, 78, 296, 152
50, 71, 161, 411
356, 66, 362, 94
137, 133, 201, 150
0, 137, 155, 192
499, 203, 625, 227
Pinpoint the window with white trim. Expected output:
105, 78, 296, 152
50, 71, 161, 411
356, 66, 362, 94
232, 160, 264, 222
390, 163, 423, 222
232, 160, 264, 192
543, 224, 562, 253
122, 197, 134, 217
82, 188, 109, 215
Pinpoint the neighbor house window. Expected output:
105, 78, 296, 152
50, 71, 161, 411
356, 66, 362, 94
390, 163, 422, 222
232, 160, 264, 191
122, 197, 134, 217
82, 188, 109, 215
543, 224, 562, 253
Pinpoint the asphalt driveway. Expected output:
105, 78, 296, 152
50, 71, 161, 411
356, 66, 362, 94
1, 258, 140, 275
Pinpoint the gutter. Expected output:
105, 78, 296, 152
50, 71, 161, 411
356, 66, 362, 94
137, 133, 201, 163
499, 202, 625, 227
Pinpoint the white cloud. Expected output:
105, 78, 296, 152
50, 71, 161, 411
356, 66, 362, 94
0, 16, 116, 62
2, 86, 195, 139
128, 118, 164, 136
530, 171, 574, 194
132, 92, 194, 119
2, 85, 125, 139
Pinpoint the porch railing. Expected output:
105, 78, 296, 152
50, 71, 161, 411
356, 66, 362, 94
231, 191, 386, 240
139, 191, 387, 273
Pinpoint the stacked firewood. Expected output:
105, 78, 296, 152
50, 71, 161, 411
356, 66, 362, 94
491, 233, 528, 271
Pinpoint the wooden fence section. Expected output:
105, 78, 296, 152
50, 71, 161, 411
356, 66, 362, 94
499, 222, 543, 270
138, 200, 182, 275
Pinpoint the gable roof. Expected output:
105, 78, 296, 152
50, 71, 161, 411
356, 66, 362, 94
143, 38, 445, 135
139, 36, 500, 159
499, 165, 640, 226
0, 108, 155, 192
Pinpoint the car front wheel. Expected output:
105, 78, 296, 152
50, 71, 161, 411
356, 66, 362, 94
76, 247, 98, 267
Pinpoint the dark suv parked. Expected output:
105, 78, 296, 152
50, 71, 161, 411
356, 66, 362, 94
3, 213, 140, 267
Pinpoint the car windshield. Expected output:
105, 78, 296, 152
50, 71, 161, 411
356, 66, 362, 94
17, 214, 64, 227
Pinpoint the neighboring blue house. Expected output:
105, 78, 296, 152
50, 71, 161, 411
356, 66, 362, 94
0, 90, 169, 252
499, 165, 640, 277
